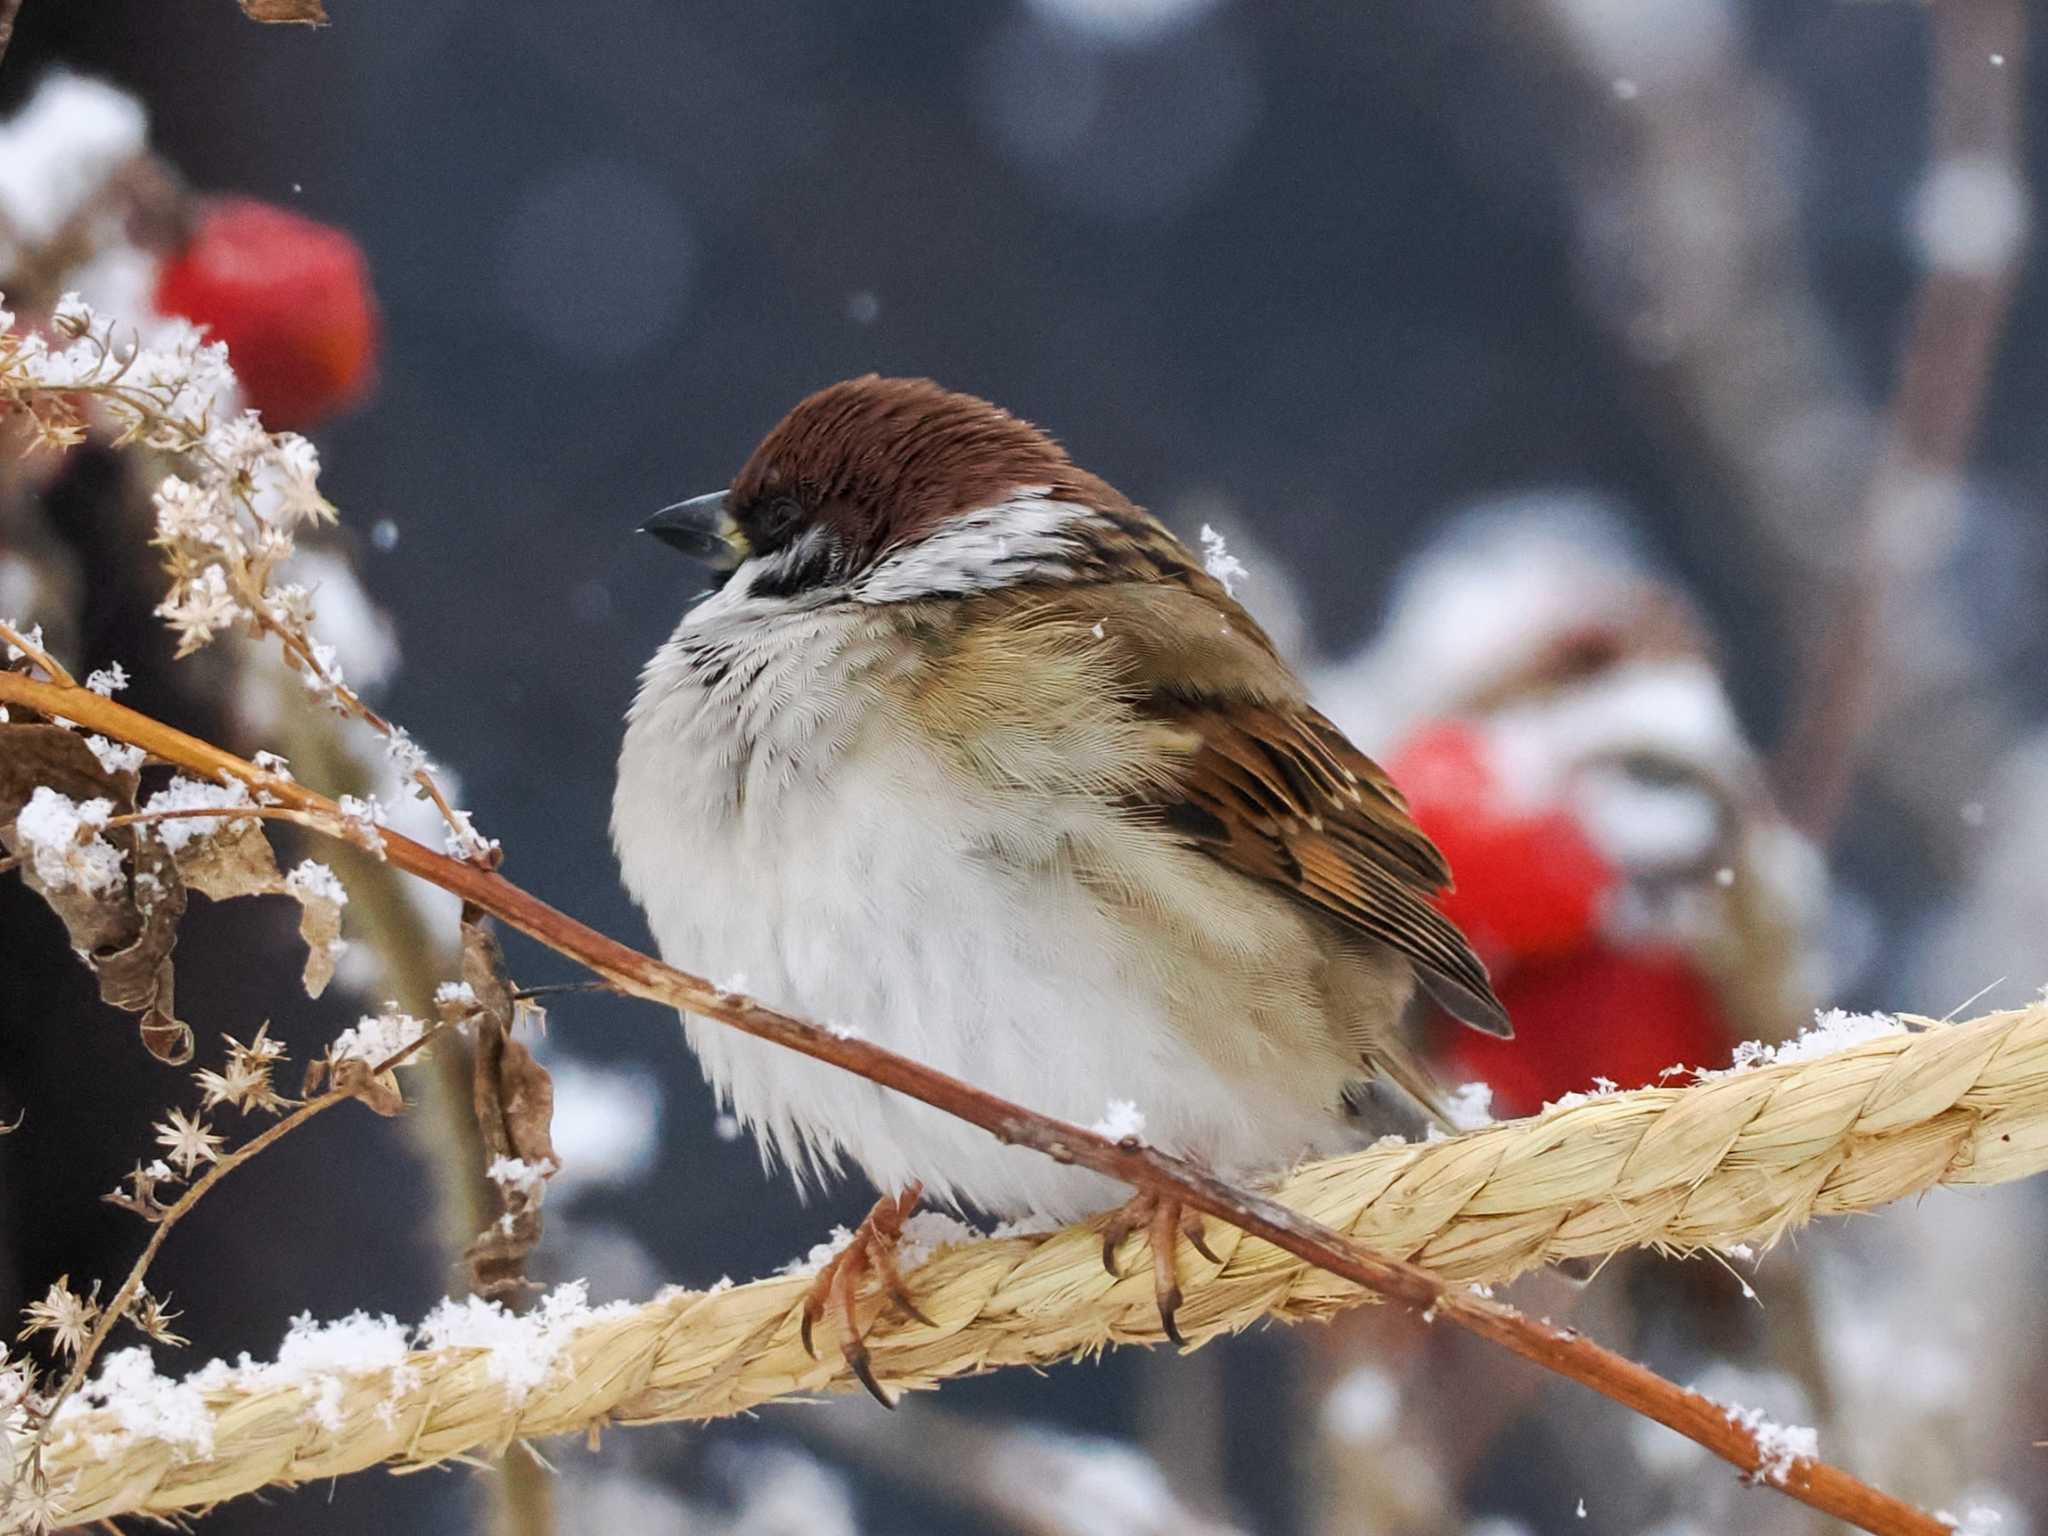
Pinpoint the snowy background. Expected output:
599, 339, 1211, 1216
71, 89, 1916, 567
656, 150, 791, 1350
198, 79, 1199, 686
1, 2, 2045, 1533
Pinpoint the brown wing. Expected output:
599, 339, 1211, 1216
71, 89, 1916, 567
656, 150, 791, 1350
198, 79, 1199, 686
990, 570, 1511, 1039
1150, 698, 1511, 1038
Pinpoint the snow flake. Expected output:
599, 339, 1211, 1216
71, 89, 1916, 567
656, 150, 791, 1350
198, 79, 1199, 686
84, 662, 128, 695
1198, 523, 1248, 596
14, 786, 124, 895
84, 734, 145, 775
1089, 1098, 1147, 1141
331, 1006, 426, 1067
141, 775, 256, 853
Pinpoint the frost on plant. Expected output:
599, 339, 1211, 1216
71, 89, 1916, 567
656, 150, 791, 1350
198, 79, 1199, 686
1, 291, 494, 861
12, 787, 122, 895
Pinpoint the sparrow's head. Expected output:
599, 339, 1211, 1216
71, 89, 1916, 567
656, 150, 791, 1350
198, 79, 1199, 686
642, 376, 1142, 606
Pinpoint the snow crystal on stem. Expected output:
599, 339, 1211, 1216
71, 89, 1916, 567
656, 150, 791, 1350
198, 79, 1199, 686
84, 662, 128, 696
84, 734, 145, 775
1722, 1399, 1817, 1484
141, 775, 256, 853
440, 805, 498, 861
331, 1005, 426, 1066
283, 857, 348, 908
1089, 1098, 1147, 1141
336, 793, 387, 856
14, 785, 123, 894
486, 1155, 557, 1199
1, 618, 43, 662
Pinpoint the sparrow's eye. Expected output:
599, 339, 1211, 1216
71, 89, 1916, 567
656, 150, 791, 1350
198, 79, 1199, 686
752, 496, 806, 548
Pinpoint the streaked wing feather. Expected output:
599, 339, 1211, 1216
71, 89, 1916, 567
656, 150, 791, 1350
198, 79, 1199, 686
1150, 703, 1511, 1038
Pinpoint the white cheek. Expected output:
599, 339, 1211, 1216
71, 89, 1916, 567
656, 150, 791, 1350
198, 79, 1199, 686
854, 490, 1089, 602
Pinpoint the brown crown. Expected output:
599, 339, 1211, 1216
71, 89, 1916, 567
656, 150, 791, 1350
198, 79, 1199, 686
729, 376, 1089, 561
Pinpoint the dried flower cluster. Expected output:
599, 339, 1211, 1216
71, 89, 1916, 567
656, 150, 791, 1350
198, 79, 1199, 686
0, 291, 492, 862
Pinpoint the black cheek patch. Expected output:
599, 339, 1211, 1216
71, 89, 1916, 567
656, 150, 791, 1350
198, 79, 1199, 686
747, 535, 845, 600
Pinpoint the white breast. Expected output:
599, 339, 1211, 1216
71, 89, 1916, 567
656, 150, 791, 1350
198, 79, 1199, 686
613, 585, 1355, 1221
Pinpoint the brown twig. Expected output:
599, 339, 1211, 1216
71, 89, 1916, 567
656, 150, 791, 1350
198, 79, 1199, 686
1777, 0, 2029, 839
0, 620, 76, 689
99, 803, 328, 834
244, 602, 487, 859
0, 671, 1950, 1536
26, 1020, 450, 1483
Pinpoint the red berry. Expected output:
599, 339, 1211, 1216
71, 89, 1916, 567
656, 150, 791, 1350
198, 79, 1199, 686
1387, 720, 1616, 964
1437, 945, 1729, 1117
154, 198, 379, 430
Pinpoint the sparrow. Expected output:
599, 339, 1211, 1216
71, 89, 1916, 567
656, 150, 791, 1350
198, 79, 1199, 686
613, 377, 1508, 1397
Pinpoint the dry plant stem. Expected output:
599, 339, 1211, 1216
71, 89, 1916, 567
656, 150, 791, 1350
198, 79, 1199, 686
101, 803, 327, 834
38, 1023, 450, 1431
1778, 0, 2028, 839
0, 674, 1947, 1536
247, 605, 477, 854
0, 621, 75, 688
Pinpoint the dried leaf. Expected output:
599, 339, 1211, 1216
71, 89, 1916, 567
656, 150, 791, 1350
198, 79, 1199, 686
172, 815, 281, 901
0, 725, 145, 959
302, 1054, 404, 1116
238, 0, 328, 23
139, 962, 194, 1065
0, 725, 190, 1056
462, 908, 556, 1306
294, 885, 344, 999
156, 805, 346, 1002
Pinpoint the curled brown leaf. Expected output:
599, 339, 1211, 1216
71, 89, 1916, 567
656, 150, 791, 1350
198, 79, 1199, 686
0, 724, 189, 1059
462, 908, 556, 1306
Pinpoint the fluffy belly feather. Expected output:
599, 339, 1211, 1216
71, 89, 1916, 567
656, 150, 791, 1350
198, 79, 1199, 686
614, 609, 1360, 1221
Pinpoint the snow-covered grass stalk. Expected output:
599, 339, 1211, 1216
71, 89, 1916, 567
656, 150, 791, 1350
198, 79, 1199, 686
0, 293, 492, 863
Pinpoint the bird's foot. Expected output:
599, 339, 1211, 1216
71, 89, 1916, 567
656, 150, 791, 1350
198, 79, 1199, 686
1101, 1188, 1221, 1345
799, 1181, 933, 1407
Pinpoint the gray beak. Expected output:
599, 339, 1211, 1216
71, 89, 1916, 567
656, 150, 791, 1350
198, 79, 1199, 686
640, 490, 748, 569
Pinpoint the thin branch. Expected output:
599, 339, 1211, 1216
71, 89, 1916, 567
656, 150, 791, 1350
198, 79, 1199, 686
243, 599, 487, 860
28, 1022, 451, 1465
0, 671, 1951, 1536
0, 620, 76, 689
99, 803, 329, 834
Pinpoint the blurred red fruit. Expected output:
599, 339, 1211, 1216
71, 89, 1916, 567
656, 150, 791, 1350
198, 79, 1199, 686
154, 198, 379, 430
1387, 720, 1617, 964
1439, 945, 1729, 1117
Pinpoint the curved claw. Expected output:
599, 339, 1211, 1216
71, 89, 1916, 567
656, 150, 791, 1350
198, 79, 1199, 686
1149, 1197, 1188, 1344
1181, 1208, 1222, 1266
1101, 1191, 1213, 1344
795, 1182, 928, 1403
833, 1247, 898, 1408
